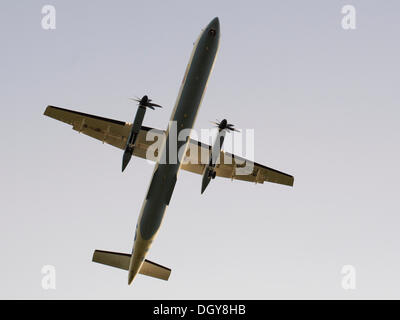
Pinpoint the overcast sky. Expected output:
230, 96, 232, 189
1, 0, 399, 299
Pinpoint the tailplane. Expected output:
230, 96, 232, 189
92, 249, 171, 281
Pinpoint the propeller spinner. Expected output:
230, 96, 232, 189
210, 119, 240, 132
130, 95, 163, 110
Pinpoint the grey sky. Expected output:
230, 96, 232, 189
1, 0, 399, 299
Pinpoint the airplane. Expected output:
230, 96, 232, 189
43, 17, 294, 285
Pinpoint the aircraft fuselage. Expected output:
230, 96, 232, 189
128, 17, 220, 284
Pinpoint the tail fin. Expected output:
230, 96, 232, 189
92, 250, 171, 281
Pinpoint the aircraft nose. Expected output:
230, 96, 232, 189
207, 17, 220, 36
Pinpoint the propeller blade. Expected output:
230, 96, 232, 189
148, 102, 163, 108
227, 124, 240, 132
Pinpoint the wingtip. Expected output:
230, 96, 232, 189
91, 250, 98, 262
44, 105, 58, 116
43, 105, 51, 116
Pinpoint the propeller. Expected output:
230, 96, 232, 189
210, 119, 240, 132
129, 95, 163, 110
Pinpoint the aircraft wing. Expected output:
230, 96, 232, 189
43, 105, 162, 160
44, 105, 293, 186
181, 139, 294, 187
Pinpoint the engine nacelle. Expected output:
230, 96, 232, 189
201, 128, 227, 194
122, 105, 147, 172
122, 95, 163, 172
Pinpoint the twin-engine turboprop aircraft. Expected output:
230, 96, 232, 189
43, 17, 294, 285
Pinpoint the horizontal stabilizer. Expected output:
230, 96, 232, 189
93, 250, 130, 270
92, 250, 171, 281
138, 258, 171, 281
